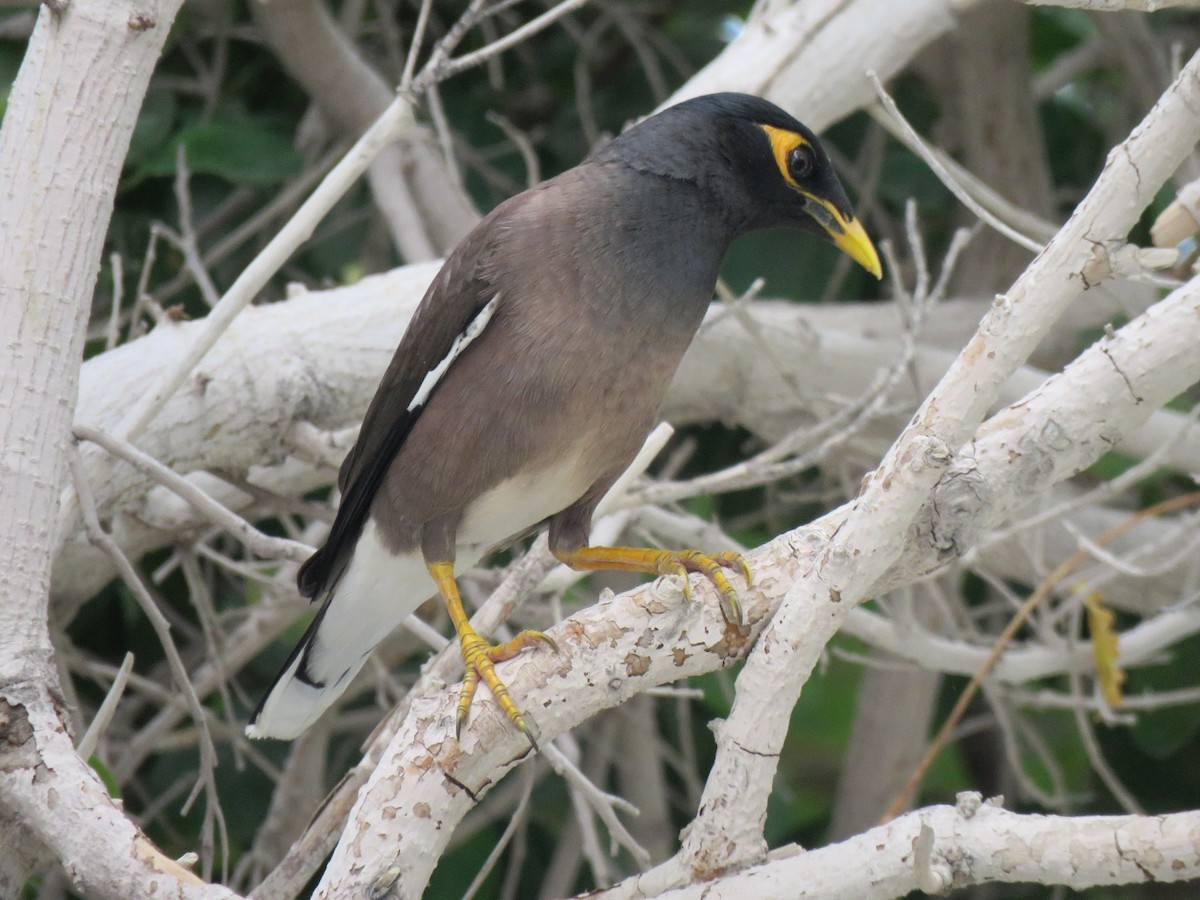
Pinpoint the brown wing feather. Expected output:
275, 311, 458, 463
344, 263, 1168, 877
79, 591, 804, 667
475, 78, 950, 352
296, 205, 513, 599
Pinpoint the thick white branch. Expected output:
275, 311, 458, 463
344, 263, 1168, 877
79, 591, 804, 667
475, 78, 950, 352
58, 267, 427, 566
670, 0, 982, 131
1022, 0, 1200, 9
645, 796, 1200, 898
0, 0, 239, 895
1, 683, 237, 900
29, 3, 1200, 894
659, 47, 1200, 887
893, 264, 1200, 596
311, 517, 831, 897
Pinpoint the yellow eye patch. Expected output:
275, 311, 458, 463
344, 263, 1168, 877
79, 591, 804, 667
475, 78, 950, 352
760, 124, 812, 188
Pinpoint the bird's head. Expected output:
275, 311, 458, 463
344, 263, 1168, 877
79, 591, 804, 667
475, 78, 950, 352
595, 92, 882, 280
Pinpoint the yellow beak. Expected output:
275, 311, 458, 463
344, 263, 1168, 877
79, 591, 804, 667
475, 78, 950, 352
831, 213, 883, 280
803, 195, 883, 280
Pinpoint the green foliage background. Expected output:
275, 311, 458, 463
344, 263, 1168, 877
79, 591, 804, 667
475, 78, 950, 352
6, 1, 1200, 896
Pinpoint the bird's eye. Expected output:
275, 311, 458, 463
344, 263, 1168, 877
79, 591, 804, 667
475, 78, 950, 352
788, 145, 815, 182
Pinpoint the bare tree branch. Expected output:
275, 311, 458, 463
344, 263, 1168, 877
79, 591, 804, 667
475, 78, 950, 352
0, 0, 240, 894
618, 44, 1200, 895
9, 0, 1200, 894
605, 795, 1200, 898
252, 0, 479, 258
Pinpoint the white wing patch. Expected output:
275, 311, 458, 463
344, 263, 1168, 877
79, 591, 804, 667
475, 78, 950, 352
408, 293, 501, 412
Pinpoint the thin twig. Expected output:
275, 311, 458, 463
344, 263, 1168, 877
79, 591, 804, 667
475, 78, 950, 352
462, 764, 536, 900
485, 111, 541, 189
74, 424, 312, 563
105, 252, 124, 351
543, 737, 650, 869
172, 145, 221, 308
427, 0, 592, 83
400, 0, 435, 88
881, 490, 1200, 822
423, 81, 463, 190
154, 141, 348, 306
869, 72, 1046, 253
68, 447, 231, 878
75, 652, 135, 759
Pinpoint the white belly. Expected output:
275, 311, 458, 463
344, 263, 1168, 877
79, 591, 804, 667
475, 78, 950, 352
457, 448, 593, 553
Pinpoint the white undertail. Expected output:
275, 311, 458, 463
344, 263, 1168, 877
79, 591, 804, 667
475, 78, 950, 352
246, 523, 438, 739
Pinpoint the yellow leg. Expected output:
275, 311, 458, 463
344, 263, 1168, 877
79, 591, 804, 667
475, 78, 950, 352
554, 545, 751, 627
428, 561, 556, 747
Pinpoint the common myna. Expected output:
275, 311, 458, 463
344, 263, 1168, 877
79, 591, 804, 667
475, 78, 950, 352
247, 92, 881, 742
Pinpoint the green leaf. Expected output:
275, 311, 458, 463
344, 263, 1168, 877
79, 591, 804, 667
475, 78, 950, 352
136, 123, 302, 186
126, 89, 177, 169
88, 755, 121, 799
1029, 7, 1095, 70
1126, 632, 1200, 760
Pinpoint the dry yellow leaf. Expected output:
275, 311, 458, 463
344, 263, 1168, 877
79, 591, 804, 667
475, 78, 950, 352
1085, 592, 1126, 709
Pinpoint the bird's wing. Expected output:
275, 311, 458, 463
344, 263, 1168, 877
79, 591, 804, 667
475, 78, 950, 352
297, 217, 506, 599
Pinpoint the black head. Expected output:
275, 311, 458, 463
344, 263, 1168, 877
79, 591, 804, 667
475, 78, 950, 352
593, 92, 881, 278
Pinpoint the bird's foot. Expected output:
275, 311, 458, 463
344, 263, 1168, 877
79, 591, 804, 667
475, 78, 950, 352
649, 549, 751, 627
554, 545, 751, 629
455, 625, 557, 749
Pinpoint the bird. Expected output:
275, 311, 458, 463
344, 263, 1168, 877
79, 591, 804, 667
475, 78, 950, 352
246, 92, 881, 744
